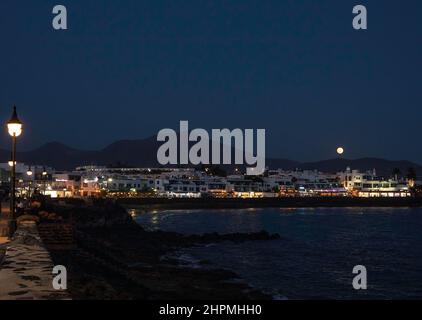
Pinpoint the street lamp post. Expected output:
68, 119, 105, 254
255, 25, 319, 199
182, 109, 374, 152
27, 166, 33, 200
7, 106, 23, 238
42, 167, 47, 195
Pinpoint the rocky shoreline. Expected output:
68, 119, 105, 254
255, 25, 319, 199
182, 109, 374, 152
37, 199, 279, 300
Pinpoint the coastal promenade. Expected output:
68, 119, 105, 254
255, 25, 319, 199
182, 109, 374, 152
0, 220, 69, 300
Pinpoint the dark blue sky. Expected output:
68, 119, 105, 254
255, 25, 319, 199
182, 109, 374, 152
0, 0, 421, 162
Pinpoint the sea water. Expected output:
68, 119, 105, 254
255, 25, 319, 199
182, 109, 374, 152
134, 207, 422, 299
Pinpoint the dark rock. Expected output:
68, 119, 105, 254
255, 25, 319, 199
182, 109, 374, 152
8, 291, 29, 296
21, 275, 41, 281
37, 200, 278, 300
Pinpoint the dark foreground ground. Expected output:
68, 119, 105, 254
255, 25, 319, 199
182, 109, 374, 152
0, 249, 4, 266
37, 200, 278, 300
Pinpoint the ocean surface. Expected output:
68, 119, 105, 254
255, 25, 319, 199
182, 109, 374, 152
133, 207, 422, 299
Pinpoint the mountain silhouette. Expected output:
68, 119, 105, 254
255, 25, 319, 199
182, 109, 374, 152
0, 137, 420, 177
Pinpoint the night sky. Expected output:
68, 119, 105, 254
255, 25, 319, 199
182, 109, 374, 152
0, 0, 421, 162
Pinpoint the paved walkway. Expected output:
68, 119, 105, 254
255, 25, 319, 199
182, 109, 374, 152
0, 221, 70, 300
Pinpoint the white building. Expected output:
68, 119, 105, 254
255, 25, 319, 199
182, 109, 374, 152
337, 167, 410, 197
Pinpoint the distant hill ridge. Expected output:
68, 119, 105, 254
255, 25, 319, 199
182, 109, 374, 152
0, 137, 420, 177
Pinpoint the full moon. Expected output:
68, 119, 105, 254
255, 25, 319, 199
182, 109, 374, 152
337, 147, 344, 155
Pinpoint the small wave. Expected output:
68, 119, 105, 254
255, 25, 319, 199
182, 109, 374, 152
163, 252, 203, 269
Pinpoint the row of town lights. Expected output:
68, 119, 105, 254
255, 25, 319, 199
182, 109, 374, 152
9, 162, 46, 176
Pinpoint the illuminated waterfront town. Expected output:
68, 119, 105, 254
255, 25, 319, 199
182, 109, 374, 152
2, 1, 422, 305
0, 163, 418, 200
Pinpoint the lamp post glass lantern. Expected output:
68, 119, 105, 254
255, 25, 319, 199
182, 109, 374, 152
7, 106, 23, 237
7, 106, 22, 137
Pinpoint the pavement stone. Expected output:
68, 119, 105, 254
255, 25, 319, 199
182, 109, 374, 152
0, 221, 70, 300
